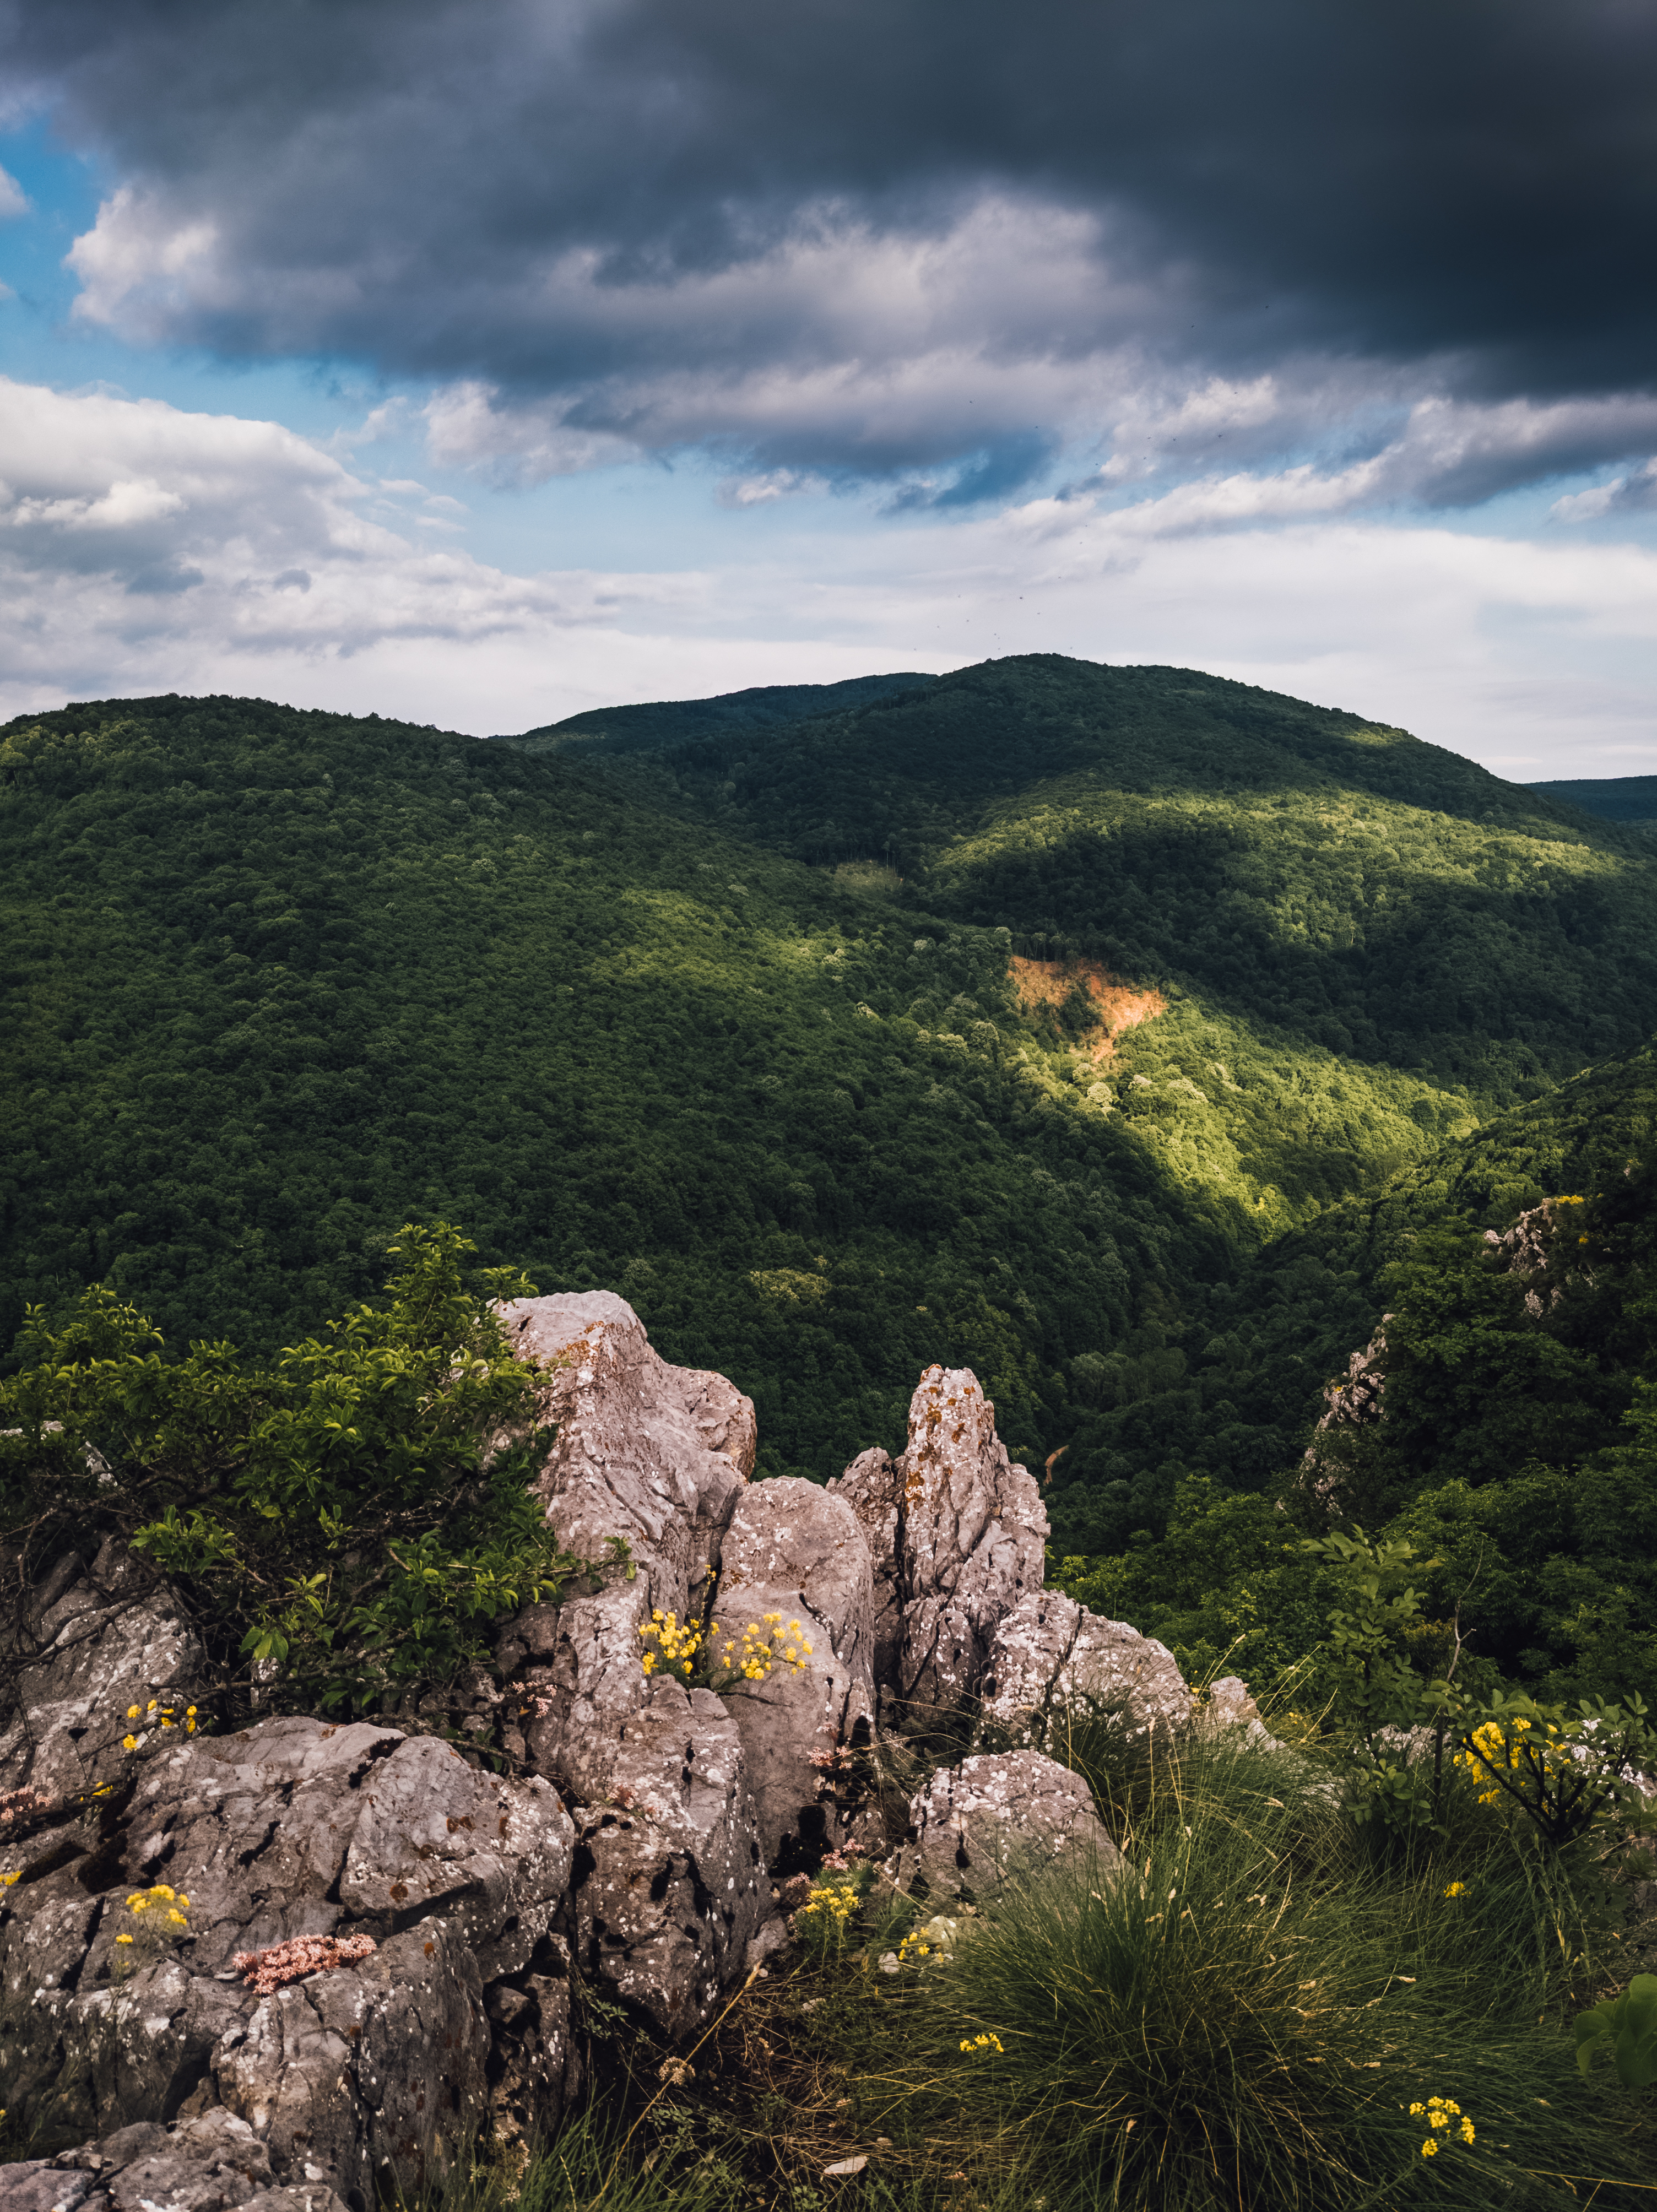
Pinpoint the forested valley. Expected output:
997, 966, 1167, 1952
4, 653, 1655, 1712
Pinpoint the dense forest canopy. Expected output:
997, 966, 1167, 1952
3, 656, 1654, 1709
1530, 774, 1657, 826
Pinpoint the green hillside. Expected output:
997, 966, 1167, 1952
559, 655, 1657, 1102
0, 690, 1217, 1484
1062, 1039, 1657, 1709
3, 660, 1654, 1572
1530, 773, 1657, 827
508, 670, 934, 753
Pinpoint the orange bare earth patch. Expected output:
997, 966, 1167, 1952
1009, 956, 1167, 1064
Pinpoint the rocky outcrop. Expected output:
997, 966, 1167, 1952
829, 1365, 1047, 1719
715, 1478, 876, 1868
0, 1715, 575, 2206
981, 1588, 1193, 1742
2, 1288, 1222, 2210
497, 1291, 751, 1807
567, 1679, 766, 2038
0, 1538, 203, 1809
888, 1750, 1119, 1902
0, 2109, 349, 2212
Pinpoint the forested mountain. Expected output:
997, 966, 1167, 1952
508, 670, 934, 754
3, 660, 1654, 1694
1530, 773, 1657, 826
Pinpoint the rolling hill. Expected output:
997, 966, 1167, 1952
3, 659, 1654, 1580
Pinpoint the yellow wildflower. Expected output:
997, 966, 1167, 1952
167, 1909, 187, 1926
122, 1734, 138, 1752
959, 2033, 1003, 2053
2, 1872, 19, 1887
127, 1705, 140, 1720
155, 1885, 175, 1900
1443, 1882, 1467, 1898
116, 1933, 134, 1945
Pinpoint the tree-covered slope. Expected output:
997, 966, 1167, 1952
1530, 773, 1657, 827
568, 654, 1657, 1105
508, 670, 934, 755
0, 690, 1243, 1484
4, 665, 1654, 1560
1060, 1038, 1657, 1708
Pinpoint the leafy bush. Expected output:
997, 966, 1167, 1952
0, 1223, 595, 1723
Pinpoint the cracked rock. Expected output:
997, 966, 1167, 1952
714, 1478, 875, 1869
889, 1750, 1119, 1903
568, 1679, 767, 2038
496, 1292, 751, 1806
830, 1366, 1046, 1718
981, 1590, 1193, 1744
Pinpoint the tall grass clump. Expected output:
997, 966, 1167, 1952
878, 1726, 1649, 2210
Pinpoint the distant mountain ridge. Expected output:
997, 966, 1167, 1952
503, 670, 935, 753
1530, 773, 1657, 826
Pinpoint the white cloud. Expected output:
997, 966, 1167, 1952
1, 375, 1654, 779
0, 165, 29, 221
1551, 459, 1657, 522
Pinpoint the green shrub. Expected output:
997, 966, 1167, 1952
0, 1223, 603, 1725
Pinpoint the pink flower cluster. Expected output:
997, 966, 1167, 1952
232, 1932, 378, 1995
817, 1846, 867, 1873
0, 1786, 57, 1831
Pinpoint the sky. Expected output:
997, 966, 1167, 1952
2, 0, 1655, 777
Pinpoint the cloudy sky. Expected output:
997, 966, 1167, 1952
2, 0, 1655, 774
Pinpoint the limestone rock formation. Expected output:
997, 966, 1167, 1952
0, 1715, 574, 2208
497, 1291, 751, 1807
714, 1477, 876, 1867
567, 1678, 767, 2038
828, 1364, 1047, 1718
981, 1588, 1193, 1742
0, 1286, 1220, 2210
0, 1538, 203, 1808
889, 1750, 1120, 1902
0, 2110, 349, 2212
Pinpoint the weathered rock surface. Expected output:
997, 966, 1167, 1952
714, 1478, 875, 1867
981, 1589, 1193, 1742
829, 1365, 1046, 1718
0, 1716, 575, 2208
496, 1292, 751, 1806
0, 2110, 350, 2212
827, 1449, 904, 1689
0, 1539, 203, 1807
1200, 1676, 1273, 1744
568, 1680, 767, 2038
889, 1750, 1120, 1902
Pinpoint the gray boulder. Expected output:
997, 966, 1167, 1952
826, 1448, 904, 1688
981, 1589, 1193, 1744
889, 1749, 1120, 1904
0, 2110, 351, 2212
569, 1679, 768, 2038
0, 1538, 203, 1807
714, 1477, 876, 1868
0, 1714, 576, 2204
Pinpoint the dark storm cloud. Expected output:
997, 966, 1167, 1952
9, 0, 1657, 484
